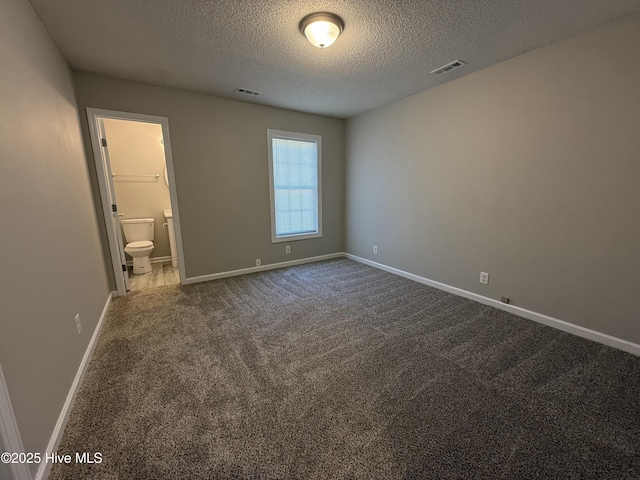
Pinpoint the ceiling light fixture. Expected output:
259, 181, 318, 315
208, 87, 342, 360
299, 12, 344, 49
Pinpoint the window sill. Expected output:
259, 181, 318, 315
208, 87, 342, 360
271, 232, 322, 243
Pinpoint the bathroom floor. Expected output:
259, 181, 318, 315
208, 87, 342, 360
128, 261, 180, 292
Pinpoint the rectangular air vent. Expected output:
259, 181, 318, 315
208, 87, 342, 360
431, 60, 466, 75
235, 87, 261, 96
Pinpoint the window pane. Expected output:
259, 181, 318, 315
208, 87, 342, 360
272, 137, 319, 237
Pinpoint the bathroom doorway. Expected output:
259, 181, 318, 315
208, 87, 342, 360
87, 108, 186, 296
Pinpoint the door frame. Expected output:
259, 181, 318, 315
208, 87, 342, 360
95, 115, 130, 292
0, 363, 33, 480
87, 108, 187, 295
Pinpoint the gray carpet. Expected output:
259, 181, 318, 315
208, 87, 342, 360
51, 258, 640, 479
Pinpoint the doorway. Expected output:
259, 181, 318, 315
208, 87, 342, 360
87, 109, 186, 296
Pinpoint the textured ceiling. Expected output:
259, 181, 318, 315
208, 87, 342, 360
30, 0, 640, 118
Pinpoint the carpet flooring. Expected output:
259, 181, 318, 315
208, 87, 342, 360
51, 259, 640, 479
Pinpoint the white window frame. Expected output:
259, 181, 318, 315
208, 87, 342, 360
267, 129, 323, 243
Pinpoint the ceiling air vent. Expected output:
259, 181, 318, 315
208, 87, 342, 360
431, 60, 466, 75
235, 87, 261, 97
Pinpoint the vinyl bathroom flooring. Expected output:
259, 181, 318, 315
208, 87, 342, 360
128, 261, 180, 292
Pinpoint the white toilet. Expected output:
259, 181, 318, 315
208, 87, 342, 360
121, 218, 155, 274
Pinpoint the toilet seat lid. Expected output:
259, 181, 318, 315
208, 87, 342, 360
126, 240, 153, 249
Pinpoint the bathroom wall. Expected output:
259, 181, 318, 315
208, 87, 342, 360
0, 0, 110, 472
103, 118, 172, 259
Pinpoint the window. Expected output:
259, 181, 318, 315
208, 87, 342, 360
267, 129, 322, 243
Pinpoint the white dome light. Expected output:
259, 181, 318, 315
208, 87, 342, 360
300, 13, 344, 49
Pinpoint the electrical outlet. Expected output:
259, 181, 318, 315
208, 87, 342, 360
75, 313, 82, 334
373, 245, 378, 255
285, 245, 291, 254
256, 258, 261, 267
479, 272, 489, 285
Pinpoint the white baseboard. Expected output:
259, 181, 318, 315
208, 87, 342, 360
125, 255, 171, 267
183, 253, 344, 285
35, 292, 114, 480
345, 254, 640, 357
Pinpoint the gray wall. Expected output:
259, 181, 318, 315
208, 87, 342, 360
0, 457, 8, 480
73, 73, 345, 283
0, 0, 110, 471
345, 13, 640, 344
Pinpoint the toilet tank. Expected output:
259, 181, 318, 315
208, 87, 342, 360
121, 218, 154, 243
